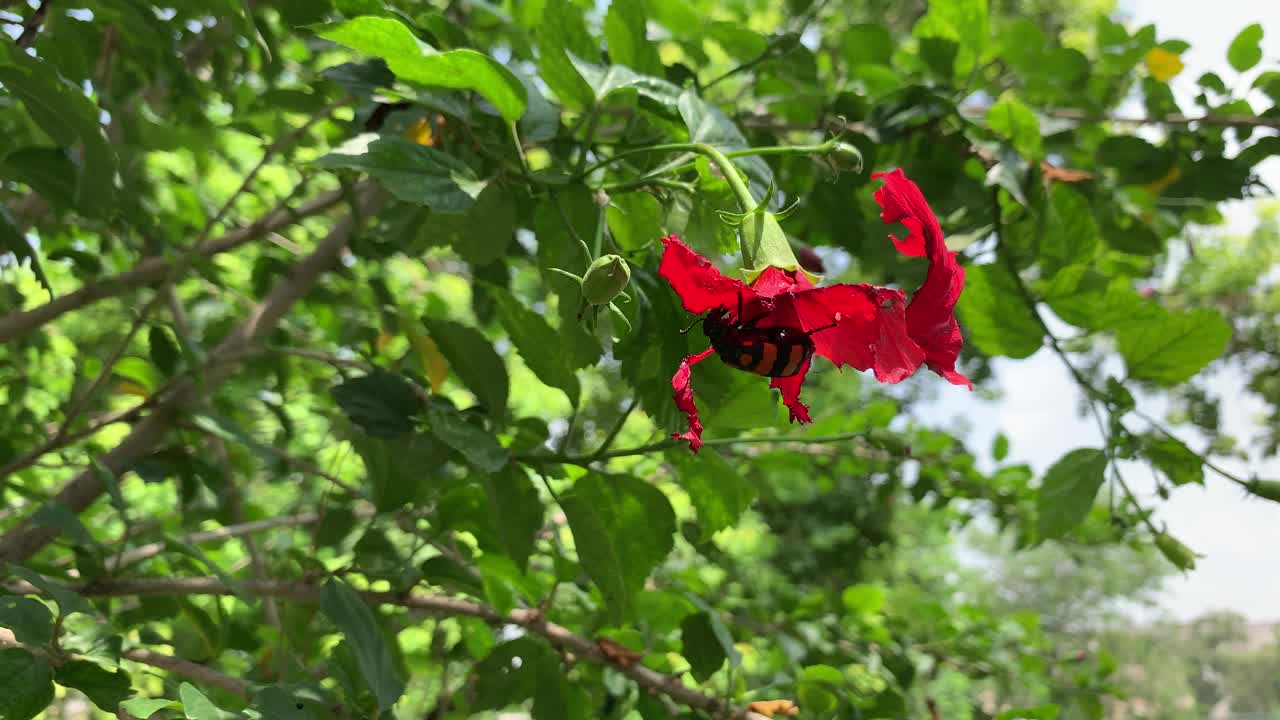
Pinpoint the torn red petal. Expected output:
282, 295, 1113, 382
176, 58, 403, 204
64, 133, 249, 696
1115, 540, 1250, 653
872, 169, 971, 388
658, 236, 754, 317
770, 358, 812, 423
671, 348, 716, 451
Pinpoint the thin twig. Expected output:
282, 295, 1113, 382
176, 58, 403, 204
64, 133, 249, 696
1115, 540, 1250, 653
519, 430, 892, 467
16, 576, 749, 718
122, 648, 251, 701
0, 405, 146, 481
0, 186, 352, 345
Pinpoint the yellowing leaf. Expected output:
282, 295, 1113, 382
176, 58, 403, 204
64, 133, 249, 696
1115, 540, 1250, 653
412, 333, 450, 392
1145, 48, 1184, 82
1142, 165, 1183, 196
116, 381, 150, 397
403, 118, 433, 146
749, 699, 800, 717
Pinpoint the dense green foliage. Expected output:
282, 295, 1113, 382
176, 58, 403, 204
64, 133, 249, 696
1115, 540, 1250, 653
1, 0, 1278, 719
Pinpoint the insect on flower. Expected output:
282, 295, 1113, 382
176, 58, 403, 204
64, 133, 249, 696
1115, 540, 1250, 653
661, 168, 971, 451
687, 292, 837, 379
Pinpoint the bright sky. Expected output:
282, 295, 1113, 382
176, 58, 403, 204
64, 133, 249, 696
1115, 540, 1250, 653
930, 0, 1280, 622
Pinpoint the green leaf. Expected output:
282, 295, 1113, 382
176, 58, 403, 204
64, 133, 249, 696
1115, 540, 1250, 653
797, 664, 844, 714
912, 0, 989, 76
560, 473, 677, 624
1039, 265, 1144, 331
606, 192, 663, 252
1037, 448, 1108, 540
179, 682, 236, 720
1227, 23, 1264, 72
162, 536, 253, 606
251, 686, 323, 719
490, 288, 581, 406
30, 502, 98, 549
54, 660, 132, 712
0, 210, 50, 296
120, 698, 179, 717
1115, 307, 1231, 385
1040, 184, 1100, 272
0, 597, 53, 646
1096, 136, 1175, 185
319, 578, 405, 713
956, 262, 1043, 358
433, 183, 516, 266
993, 433, 1010, 461
841, 584, 887, 617
567, 54, 682, 110
6, 566, 94, 617
425, 403, 508, 472
330, 370, 425, 438
671, 449, 756, 534
314, 16, 526, 122
422, 318, 509, 424
479, 466, 543, 571
148, 325, 182, 376
315, 135, 485, 211
842, 23, 894, 66
0, 649, 54, 720
535, 0, 598, 110
1143, 436, 1204, 486
680, 612, 726, 682
1, 147, 77, 210
350, 432, 449, 512
604, 0, 664, 76
987, 92, 1042, 160
0, 44, 117, 216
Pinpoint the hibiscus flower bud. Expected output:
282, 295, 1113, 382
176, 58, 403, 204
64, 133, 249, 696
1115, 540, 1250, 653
1246, 478, 1280, 503
1154, 532, 1200, 571
796, 246, 825, 274
829, 141, 863, 173
581, 254, 631, 306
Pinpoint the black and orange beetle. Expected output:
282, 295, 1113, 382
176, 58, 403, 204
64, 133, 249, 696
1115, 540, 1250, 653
687, 294, 837, 378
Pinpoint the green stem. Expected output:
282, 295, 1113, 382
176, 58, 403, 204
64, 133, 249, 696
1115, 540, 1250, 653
693, 143, 759, 215
574, 106, 602, 177
581, 141, 837, 188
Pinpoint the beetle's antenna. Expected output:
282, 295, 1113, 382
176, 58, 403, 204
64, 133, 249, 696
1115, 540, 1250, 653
679, 314, 704, 335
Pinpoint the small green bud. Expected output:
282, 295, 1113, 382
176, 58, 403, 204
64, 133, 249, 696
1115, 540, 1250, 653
1246, 478, 1280, 503
830, 141, 864, 173
1154, 532, 1200, 571
581, 254, 631, 305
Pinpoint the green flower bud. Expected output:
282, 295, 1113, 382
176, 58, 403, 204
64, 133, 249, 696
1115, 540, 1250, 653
1246, 478, 1280, 503
581, 254, 631, 306
829, 141, 864, 173
1154, 532, 1200, 571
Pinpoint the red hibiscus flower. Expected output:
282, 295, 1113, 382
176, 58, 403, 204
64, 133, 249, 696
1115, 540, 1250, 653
660, 168, 969, 451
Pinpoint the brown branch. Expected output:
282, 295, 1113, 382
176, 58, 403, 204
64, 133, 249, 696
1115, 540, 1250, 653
0, 186, 350, 345
108, 512, 324, 571
14, 576, 748, 718
122, 648, 251, 701
15, 0, 50, 49
0, 188, 381, 564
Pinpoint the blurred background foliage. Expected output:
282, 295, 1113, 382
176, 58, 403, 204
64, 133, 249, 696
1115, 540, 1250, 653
0, 0, 1278, 718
